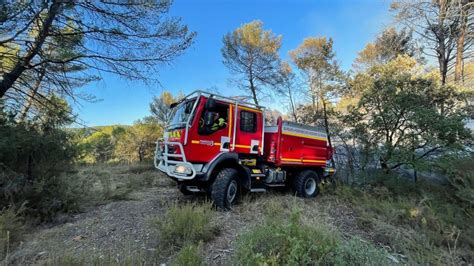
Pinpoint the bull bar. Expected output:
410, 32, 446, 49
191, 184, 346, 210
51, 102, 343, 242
154, 140, 196, 180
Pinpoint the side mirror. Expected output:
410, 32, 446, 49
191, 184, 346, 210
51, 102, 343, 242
169, 102, 178, 109
204, 111, 215, 126
205, 98, 216, 111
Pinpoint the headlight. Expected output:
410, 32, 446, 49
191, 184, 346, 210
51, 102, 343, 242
174, 164, 192, 175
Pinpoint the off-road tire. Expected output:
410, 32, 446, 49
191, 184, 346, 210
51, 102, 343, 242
293, 170, 320, 198
211, 168, 239, 210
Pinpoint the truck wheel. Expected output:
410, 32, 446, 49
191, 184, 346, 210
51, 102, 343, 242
293, 170, 320, 198
211, 168, 239, 210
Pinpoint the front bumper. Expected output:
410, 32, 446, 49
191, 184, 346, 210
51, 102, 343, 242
154, 141, 197, 180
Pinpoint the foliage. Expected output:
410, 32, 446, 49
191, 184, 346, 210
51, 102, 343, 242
150, 91, 182, 129
343, 55, 471, 171
116, 118, 162, 163
0, 0, 195, 101
0, 205, 24, 260
277, 61, 300, 121
436, 154, 474, 207
222, 20, 283, 105
330, 237, 390, 266
76, 118, 162, 164
151, 202, 218, 253
234, 208, 388, 265
0, 101, 81, 219
264, 108, 285, 125
289, 36, 343, 158
331, 169, 474, 264
78, 131, 114, 164
391, 0, 472, 85
289, 37, 342, 103
354, 27, 418, 71
172, 244, 203, 266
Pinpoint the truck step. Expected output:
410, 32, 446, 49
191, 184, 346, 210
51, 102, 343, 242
250, 188, 266, 193
250, 173, 266, 177
186, 186, 201, 192
265, 183, 286, 187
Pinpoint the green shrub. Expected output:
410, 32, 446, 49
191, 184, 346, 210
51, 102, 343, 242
172, 244, 203, 266
96, 172, 133, 201
330, 174, 474, 264
235, 210, 338, 265
151, 202, 217, 252
0, 107, 78, 220
329, 237, 389, 266
0, 206, 25, 260
235, 208, 389, 265
438, 155, 474, 207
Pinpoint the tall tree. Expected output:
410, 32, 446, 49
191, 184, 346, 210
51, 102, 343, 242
221, 20, 283, 105
344, 56, 470, 173
354, 27, 418, 70
289, 37, 342, 159
149, 91, 182, 129
278, 61, 299, 121
16, 18, 90, 121
0, 0, 195, 103
391, 0, 472, 85
454, 0, 473, 83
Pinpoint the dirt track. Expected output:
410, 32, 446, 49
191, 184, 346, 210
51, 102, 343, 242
7, 171, 364, 265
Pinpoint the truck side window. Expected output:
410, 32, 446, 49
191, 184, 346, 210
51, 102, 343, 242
240, 110, 257, 132
198, 103, 229, 135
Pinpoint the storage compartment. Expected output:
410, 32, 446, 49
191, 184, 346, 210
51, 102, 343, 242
263, 118, 329, 167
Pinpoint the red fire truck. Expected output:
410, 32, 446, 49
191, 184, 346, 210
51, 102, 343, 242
154, 91, 334, 209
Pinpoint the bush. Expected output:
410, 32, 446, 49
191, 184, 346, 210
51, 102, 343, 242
235, 212, 337, 265
151, 202, 218, 252
330, 237, 389, 265
0, 108, 79, 220
329, 174, 473, 264
234, 209, 388, 265
0, 206, 25, 260
438, 155, 474, 207
172, 244, 203, 266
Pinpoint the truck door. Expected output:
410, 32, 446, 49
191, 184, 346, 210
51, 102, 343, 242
187, 98, 231, 163
233, 106, 263, 155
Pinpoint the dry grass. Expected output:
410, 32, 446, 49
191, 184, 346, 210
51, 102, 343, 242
150, 201, 219, 254
234, 200, 389, 265
0, 206, 25, 261
329, 174, 473, 264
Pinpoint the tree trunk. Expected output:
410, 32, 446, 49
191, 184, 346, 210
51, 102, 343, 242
437, 0, 448, 85
454, 1, 468, 83
18, 69, 46, 121
438, 48, 448, 85
380, 158, 389, 173
27, 153, 33, 181
249, 78, 259, 106
0, 1, 62, 98
138, 141, 144, 162
288, 85, 297, 121
322, 98, 335, 168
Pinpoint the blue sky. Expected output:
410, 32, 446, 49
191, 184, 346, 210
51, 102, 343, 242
74, 0, 393, 126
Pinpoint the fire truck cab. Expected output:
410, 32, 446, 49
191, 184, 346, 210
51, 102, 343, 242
154, 90, 334, 209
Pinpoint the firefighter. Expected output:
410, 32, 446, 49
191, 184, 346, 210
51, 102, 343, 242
199, 112, 227, 133
211, 113, 227, 131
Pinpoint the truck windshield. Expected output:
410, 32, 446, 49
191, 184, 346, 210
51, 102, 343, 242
168, 98, 197, 130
